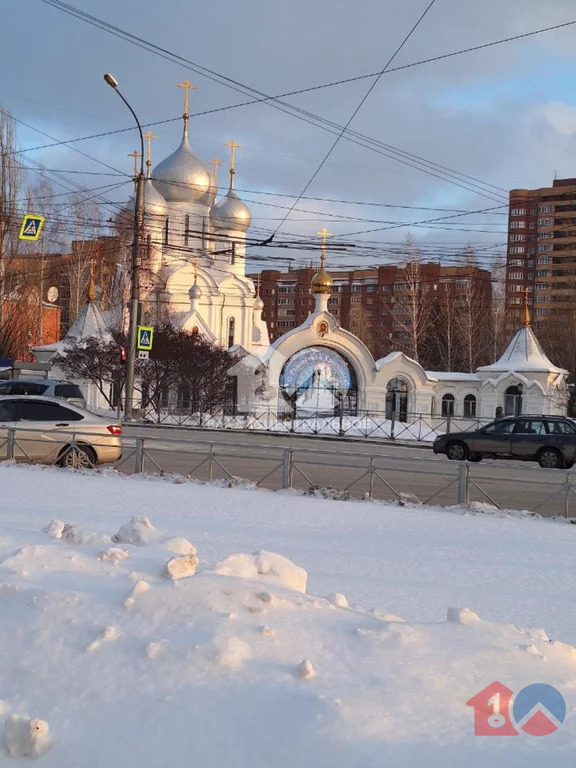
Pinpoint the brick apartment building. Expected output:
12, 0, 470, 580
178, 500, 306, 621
249, 263, 492, 361
506, 178, 576, 326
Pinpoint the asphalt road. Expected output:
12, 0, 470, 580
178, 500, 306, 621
117, 426, 576, 518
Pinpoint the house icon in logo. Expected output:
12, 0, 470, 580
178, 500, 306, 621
466, 681, 519, 736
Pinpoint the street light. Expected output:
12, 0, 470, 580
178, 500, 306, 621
104, 73, 145, 421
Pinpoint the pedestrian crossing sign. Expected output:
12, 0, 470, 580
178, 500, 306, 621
137, 325, 154, 351
19, 214, 45, 241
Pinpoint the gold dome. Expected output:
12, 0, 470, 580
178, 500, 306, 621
311, 266, 333, 294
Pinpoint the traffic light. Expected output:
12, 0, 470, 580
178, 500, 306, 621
120, 347, 127, 365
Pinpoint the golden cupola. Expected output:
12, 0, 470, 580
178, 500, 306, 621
311, 227, 333, 294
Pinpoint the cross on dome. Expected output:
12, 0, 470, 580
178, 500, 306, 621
127, 149, 141, 177
176, 79, 197, 120
143, 130, 158, 178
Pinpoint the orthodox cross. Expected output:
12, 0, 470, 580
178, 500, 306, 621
226, 140, 241, 172
127, 149, 141, 177
211, 157, 222, 188
143, 130, 158, 178
316, 227, 332, 267
176, 79, 197, 118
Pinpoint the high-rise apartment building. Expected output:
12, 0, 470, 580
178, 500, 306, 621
506, 178, 576, 325
249, 263, 492, 363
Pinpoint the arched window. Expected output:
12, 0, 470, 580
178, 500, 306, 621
227, 317, 235, 348
463, 394, 477, 418
441, 393, 455, 417
163, 218, 169, 245
184, 214, 190, 246
505, 384, 523, 416
386, 377, 409, 422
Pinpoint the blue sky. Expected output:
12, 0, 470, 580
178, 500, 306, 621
3, 0, 576, 268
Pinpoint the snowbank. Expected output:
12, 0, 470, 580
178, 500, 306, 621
0, 463, 574, 767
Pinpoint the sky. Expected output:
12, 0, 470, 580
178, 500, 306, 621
3, 0, 576, 272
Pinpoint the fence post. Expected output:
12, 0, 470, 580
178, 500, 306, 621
390, 411, 396, 440
447, 412, 452, 434
457, 463, 469, 506
208, 443, 214, 481
564, 471, 571, 520
368, 456, 375, 498
134, 437, 144, 474
282, 448, 293, 489
6, 428, 15, 460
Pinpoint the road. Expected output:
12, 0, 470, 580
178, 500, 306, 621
117, 426, 575, 518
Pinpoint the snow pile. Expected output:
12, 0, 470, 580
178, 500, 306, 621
0, 464, 575, 767
214, 550, 308, 593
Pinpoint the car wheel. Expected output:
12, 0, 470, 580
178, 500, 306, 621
468, 453, 483, 463
537, 448, 564, 470
446, 442, 468, 461
59, 444, 96, 469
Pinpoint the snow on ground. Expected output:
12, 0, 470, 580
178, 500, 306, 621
0, 462, 575, 766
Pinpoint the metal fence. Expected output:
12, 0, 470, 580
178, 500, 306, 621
132, 407, 495, 442
2, 426, 575, 518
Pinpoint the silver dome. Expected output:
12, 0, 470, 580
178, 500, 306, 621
253, 295, 264, 311
189, 283, 202, 300
152, 124, 212, 205
211, 186, 252, 231
144, 178, 168, 218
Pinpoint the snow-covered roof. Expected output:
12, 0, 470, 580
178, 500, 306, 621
478, 325, 567, 375
66, 300, 110, 341
427, 371, 481, 381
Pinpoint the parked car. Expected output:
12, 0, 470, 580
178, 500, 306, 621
433, 415, 576, 469
0, 396, 122, 468
0, 378, 85, 408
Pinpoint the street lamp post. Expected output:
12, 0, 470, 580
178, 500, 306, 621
104, 73, 145, 421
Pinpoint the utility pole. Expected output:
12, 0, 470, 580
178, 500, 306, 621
104, 73, 145, 421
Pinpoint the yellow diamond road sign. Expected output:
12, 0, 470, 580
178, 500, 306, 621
137, 326, 154, 351
19, 214, 45, 241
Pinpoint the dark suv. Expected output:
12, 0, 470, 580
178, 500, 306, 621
433, 416, 576, 469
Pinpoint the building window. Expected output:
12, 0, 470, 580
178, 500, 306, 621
535, 308, 549, 316
508, 272, 523, 279
351, 296, 362, 303
510, 234, 525, 242
366, 285, 377, 292
511, 285, 524, 292
509, 247, 525, 255
463, 394, 477, 418
537, 244, 552, 253
535, 282, 548, 290
538, 218, 553, 226
509, 259, 523, 266
351, 284, 362, 292
535, 295, 550, 303
510, 297, 522, 304
441, 394, 455, 417
539, 231, 553, 239
538, 205, 554, 214
510, 221, 526, 229
184, 214, 190, 246
511, 208, 526, 216
227, 317, 235, 347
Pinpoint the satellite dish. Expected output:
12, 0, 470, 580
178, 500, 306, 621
47, 286, 59, 303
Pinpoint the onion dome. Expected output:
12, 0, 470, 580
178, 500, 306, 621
254, 295, 264, 311
152, 122, 211, 205
189, 282, 202, 301
144, 178, 168, 218
211, 171, 252, 231
311, 261, 333, 294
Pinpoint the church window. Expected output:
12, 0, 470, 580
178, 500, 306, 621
227, 317, 235, 348
441, 394, 455, 417
463, 394, 477, 418
163, 218, 169, 245
184, 215, 190, 246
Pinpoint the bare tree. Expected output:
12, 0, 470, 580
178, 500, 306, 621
0, 108, 24, 353
390, 237, 434, 363
432, 280, 459, 371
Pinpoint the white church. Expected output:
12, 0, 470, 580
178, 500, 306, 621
35, 86, 570, 424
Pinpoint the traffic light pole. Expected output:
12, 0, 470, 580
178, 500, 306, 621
125, 170, 145, 420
